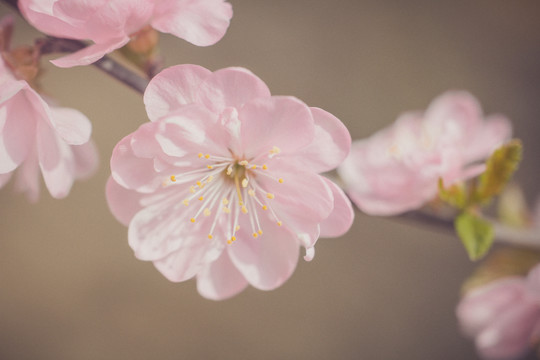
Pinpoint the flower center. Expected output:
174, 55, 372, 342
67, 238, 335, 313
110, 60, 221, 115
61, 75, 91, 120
166, 147, 285, 245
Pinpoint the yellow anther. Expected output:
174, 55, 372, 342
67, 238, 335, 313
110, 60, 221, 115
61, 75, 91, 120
269, 146, 281, 155
198, 153, 203, 158
266, 193, 275, 199
235, 225, 240, 231
208, 234, 213, 239
222, 207, 231, 214
198, 196, 204, 201
262, 205, 268, 210
277, 221, 282, 226
206, 176, 214, 183
258, 230, 263, 235
196, 181, 202, 187
190, 218, 196, 223
182, 199, 189, 206
190, 186, 196, 194
227, 167, 233, 175
207, 165, 213, 169
203, 208, 211, 216
227, 239, 232, 245
241, 205, 248, 214
204, 154, 210, 159
278, 178, 284, 184
251, 165, 257, 170
252, 232, 258, 238
239, 160, 249, 166
262, 164, 268, 170
222, 198, 229, 205
170, 175, 176, 182
231, 236, 236, 241
241, 178, 249, 188
248, 189, 255, 196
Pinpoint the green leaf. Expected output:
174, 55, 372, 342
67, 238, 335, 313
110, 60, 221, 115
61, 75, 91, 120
455, 212, 494, 261
475, 140, 522, 204
438, 178, 467, 209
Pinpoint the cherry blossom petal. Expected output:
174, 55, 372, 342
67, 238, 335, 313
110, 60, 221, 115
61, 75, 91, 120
50, 37, 130, 68
144, 64, 212, 121
19, 0, 82, 39
262, 169, 333, 224
476, 303, 540, 360
36, 119, 75, 199
106, 176, 145, 226
197, 67, 271, 114
13, 148, 40, 202
0, 85, 37, 173
289, 107, 351, 173
239, 96, 315, 158
228, 217, 299, 291
152, 0, 233, 47
456, 278, 526, 337
110, 129, 163, 192
463, 114, 512, 163
196, 251, 249, 300
48, 106, 92, 145
319, 177, 354, 238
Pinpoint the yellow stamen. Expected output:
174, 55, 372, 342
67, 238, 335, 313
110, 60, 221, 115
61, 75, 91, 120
251, 165, 257, 170
222, 207, 231, 214
258, 230, 263, 235
198, 196, 204, 201
204, 154, 210, 159
227, 167, 233, 175
196, 181, 202, 187
182, 199, 189, 206
278, 178, 284, 184
227, 239, 232, 245
252, 232, 258, 238
269, 146, 281, 155
170, 175, 176, 182
203, 208, 211, 216
206, 176, 213, 183
235, 225, 240, 231
266, 193, 275, 199
241, 205, 248, 214
231, 236, 236, 242
239, 160, 249, 166
248, 189, 255, 196
207, 165, 213, 169
198, 153, 203, 158
277, 221, 282, 226
208, 234, 213, 239
222, 198, 229, 205
241, 178, 249, 188
190, 218, 196, 223
262, 205, 268, 210
190, 186, 196, 194
262, 164, 268, 170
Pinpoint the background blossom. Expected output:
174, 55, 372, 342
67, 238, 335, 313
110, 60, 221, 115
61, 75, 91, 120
338, 91, 512, 215
19, 0, 233, 67
107, 65, 354, 299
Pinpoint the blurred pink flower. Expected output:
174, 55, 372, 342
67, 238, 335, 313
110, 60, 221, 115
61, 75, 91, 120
19, 0, 233, 68
106, 65, 354, 300
0, 48, 98, 201
456, 264, 540, 359
338, 91, 512, 215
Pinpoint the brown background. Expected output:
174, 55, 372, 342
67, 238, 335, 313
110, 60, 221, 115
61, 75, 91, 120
1, 1, 540, 359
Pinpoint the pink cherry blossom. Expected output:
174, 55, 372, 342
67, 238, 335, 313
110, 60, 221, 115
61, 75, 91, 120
106, 65, 354, 300
338, 91, 512, 215
456, 264, 540, 359
18, 0, 233, 68
0, 45, 98, 201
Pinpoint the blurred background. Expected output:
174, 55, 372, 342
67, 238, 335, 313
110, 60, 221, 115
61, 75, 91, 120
1, 1, 540, 359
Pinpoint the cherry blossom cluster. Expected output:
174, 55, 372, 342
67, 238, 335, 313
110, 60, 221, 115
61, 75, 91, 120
1, 1, 538, 356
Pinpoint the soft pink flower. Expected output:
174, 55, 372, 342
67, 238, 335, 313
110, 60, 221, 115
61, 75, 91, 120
19, 0, 233, 68
338, 91, 512, 215
456, 264, 540, 360
0, 48, 98, 201
106, 65, 354, 300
